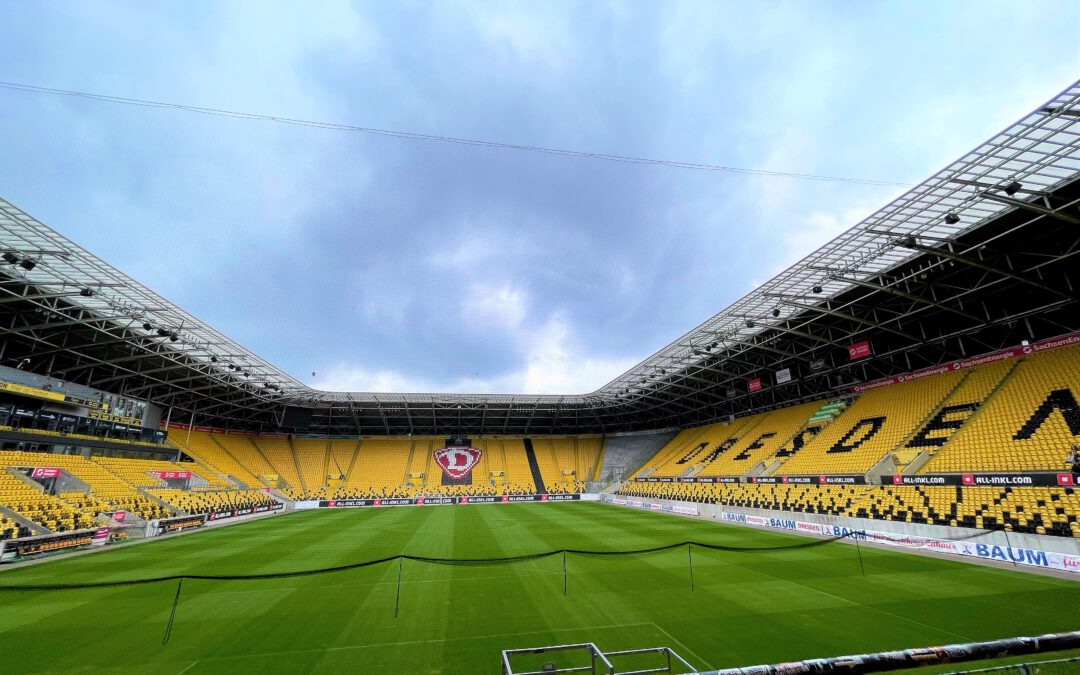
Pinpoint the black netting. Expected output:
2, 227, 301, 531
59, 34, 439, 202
0, 532, 851, 591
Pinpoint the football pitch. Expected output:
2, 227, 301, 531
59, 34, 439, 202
0, 502, 1077, 675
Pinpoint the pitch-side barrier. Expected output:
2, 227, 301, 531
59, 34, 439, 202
604, 496, 1080, 575
702, 631, 1080, 674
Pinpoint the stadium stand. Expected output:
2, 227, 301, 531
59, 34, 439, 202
150, 488, 276, 515
2, 344, 1076, 538
292, 438, 329, 493
493, 438, 539, 494
245, 436, 297, 489
921, 347, 1080, 473
326, 438, 358, 488
590, 431, 676, 483
0, 513, 30, 540
301, 436, 557, 499
619, 480, 869, 516
638, 402, 826, 479
616, 480, 1080, 537
530, 437, 599, 493
92, 456, 229, 489
776, 371, 966, 475
0, 471, 97, 533
0, 447, 283, 535
0, 451, 170, 522
896, 359, 1016, 466
848, 485, 1080, 537
613, 343, 1080, 538
351, 438, 413, 496
632, 426, 714, 478
172, 430, 267, 488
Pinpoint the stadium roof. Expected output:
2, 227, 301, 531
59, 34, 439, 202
1, 79, 1079, 436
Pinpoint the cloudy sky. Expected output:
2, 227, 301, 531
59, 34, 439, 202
1, 1, 1078, 394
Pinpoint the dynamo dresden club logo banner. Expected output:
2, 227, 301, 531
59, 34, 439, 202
434, 446, 482, 480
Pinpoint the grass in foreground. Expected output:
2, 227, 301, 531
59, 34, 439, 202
0, 502, 1077, 674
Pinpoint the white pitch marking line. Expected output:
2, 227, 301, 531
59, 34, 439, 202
650, 622, 713, 671
192, 622, 656, 661
175, 659, 200, 675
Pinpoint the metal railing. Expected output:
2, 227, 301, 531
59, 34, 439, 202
501, 642, 694, 675
946, 656, 1080, 674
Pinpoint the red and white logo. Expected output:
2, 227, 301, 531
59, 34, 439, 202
892, 475, 904, 485
1058, 474, 1076, 486
818, 475, 827, 484
374, 499, 382, 506
501, 495, 509, 502
848, 340, 872, 360
460, 496, 469, 503
328, 500, 337, 508
151, 470, 192, 480
113, 510, 127, 523
961, 474, 975, 485
434, 446, 482, 479
30, 467, 61, 479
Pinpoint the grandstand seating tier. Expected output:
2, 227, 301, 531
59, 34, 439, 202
616, 481, 1080, 538
922, 349, 1080, 473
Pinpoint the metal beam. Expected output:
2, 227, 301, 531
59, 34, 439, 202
977, 192, 1080, 226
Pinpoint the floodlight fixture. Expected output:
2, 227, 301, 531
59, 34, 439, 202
2, 252, 18, 264
1003, 180, 1022, 196
19, 259, 36, 270
944, 212, 960, 225
812, 285, 823, 294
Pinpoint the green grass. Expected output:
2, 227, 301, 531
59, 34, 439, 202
0, 502, 1077, 674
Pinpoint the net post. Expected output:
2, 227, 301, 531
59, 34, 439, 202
394, 557, 403, 618
687, 543, 695, 591
1002, 526, 1018, 567
562, 551, 567, 596
854, 530, 866, 577
161, 578, 183, 645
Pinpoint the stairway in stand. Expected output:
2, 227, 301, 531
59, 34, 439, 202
522, 438, 547, 494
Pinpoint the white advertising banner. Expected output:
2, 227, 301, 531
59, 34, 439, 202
717, 511, 1080, 574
